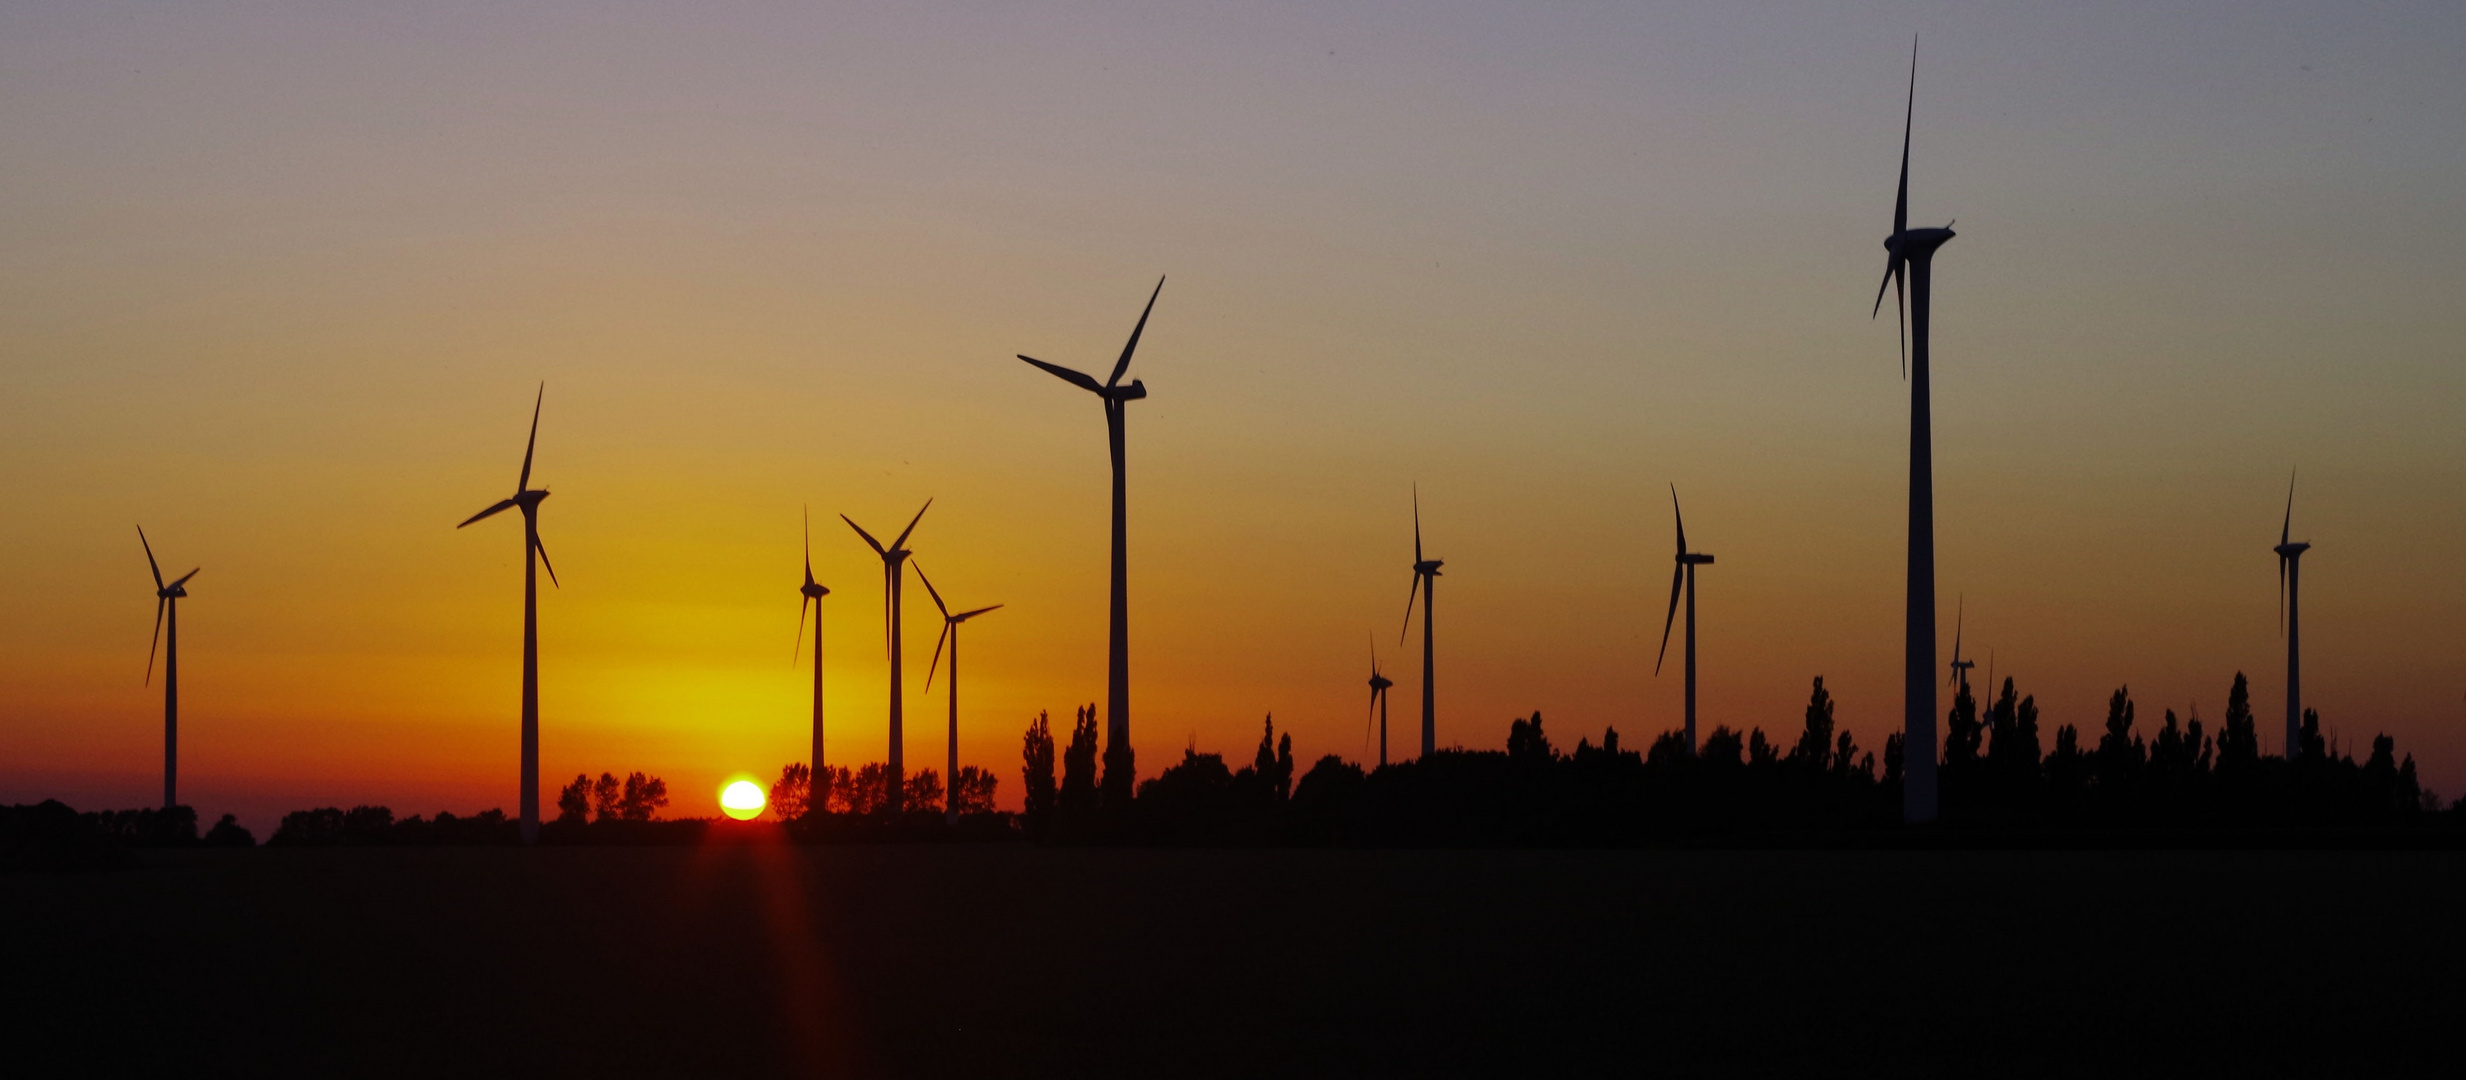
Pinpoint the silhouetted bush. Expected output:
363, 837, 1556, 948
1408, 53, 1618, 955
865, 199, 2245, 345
272, 805, 519, 846
203, 813, 256, 847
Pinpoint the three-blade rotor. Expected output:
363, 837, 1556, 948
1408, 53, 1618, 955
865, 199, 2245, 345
915, 560, 1001, 695
138, 525, 198, 686
1871, 37, 1918, 378
1655, 486, 1714, 676
1947, 597, 1975, 690
1016, 277, 1164, 403
458, 384, 558, 588
794, 507, 831, 665
2275, 470, 2307, 635
844, 500, 934, 656
1400, 486, 1443, 645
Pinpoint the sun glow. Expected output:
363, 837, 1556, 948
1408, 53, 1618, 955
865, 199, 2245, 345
719, 779, 766, 821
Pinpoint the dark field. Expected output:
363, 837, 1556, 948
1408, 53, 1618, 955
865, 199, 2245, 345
6, 837, 2460, 1077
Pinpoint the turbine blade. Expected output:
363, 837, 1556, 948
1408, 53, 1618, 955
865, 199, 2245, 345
145, 597, 165, 685
534, 533, 560, 589
924, 622, 950, 696
1654, 565, 1684, 675
1018, 355, 1106, 395
1107, 276, 1166, 388
519, 383, 544, 492
841, 515, 887, 556
2282, 468, 2296, 546
956, 604, 1002, 621
1671, 484, 1688, 555
2279, 554, 2287, 637
793, 594, 811, 667
1896, 37, 1914, 242
1398, 573, 1422, 647
459, 499, 518, 528
890, 498, 933, 552
913, 560, 952, 619
1413, 485, 1424, 564
170, 568, 200, 589
137, 526, 165, 590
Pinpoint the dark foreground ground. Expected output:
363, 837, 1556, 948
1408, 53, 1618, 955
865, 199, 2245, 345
5, 837, 2460, 1077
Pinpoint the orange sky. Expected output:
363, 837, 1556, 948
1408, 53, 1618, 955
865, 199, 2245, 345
4, 3, 2464, 832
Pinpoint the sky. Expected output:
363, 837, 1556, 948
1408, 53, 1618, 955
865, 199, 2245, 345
3, 1, 2463, 832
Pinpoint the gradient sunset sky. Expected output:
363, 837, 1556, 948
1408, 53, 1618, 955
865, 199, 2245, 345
4, 2, 2462, 830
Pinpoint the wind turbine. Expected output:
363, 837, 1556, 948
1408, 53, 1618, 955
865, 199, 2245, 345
1016, 276, 1163, 796
1365, 639, 1393, 769
457, 384, 559, 844
843, 499, 931, 813
1871, 40, 1956, 824
793, 507, 832, 803
1399, 487, 1444, 757
2274, 471, 2310, 760
137, 527, 198, 809
1654, 485, 1716, 756
917, 561, 1001, 825
1948, 598, 1974, 697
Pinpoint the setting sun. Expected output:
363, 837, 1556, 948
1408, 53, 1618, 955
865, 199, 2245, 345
718, 780, 765, 821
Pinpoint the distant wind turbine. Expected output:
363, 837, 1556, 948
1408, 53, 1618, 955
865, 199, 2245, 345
2274, 471, 2311, 760
1365, 639, 1393, 768
1654, 486, 1716, 756
917, 561, 1001, 825
1016, 277, 1163, 796
1870, 39, 1957, 824
793, 507, 832, 800
137, 527, 198, 809
844, 499, 931, 813
456, 384, 559, 844
1947, 599, 1976, 699
1399, 487, 1444, 757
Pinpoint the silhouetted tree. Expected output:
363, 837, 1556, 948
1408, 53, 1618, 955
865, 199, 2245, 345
591, 772, 623, 821
618, 773, 669, 821
2298, 708, 2326, 763
950, 766, 999, 815
2094, 686, 2145, 792
2216, 673, 2259, 773
1882, 732, 1904, 785
1749, 727, 1779, 768
770, 763, 813, 820
906, 769, 946, 815
1790, 677, 1836, 772
1702, 726, 1745, 769
1252, 716, 1295, 802
203, 813, 255, 847
556, 774, 592, 824
1021, 710, 1058, 831
1943, 679, 1982, 772
1059, 704, 1101, 830
1507, 712, 1555, 764
842, 764, 891, 815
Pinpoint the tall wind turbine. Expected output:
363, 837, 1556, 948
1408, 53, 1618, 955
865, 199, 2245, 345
917, 561, 1000, 825
457, 384, 559, 844
1947, 598, 1974, 697
1399, 487, 1444, 757
1654, 485, 1716, 756
1016, 277, 1163, 796
137, 527, 198, 809
793, 507, 832, 800
2274, 471, 2310, 759
1871, 40, 1956, 824
1365, 639, 1393, 769
843, 500, 931, 813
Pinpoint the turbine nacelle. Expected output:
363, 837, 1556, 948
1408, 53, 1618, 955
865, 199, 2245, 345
1413, 559, 1445, 577
2275, 541, 2311, 559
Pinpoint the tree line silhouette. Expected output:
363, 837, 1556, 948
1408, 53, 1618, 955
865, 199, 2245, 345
989, 672, 2436, 845
4, 670, 2446, 862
